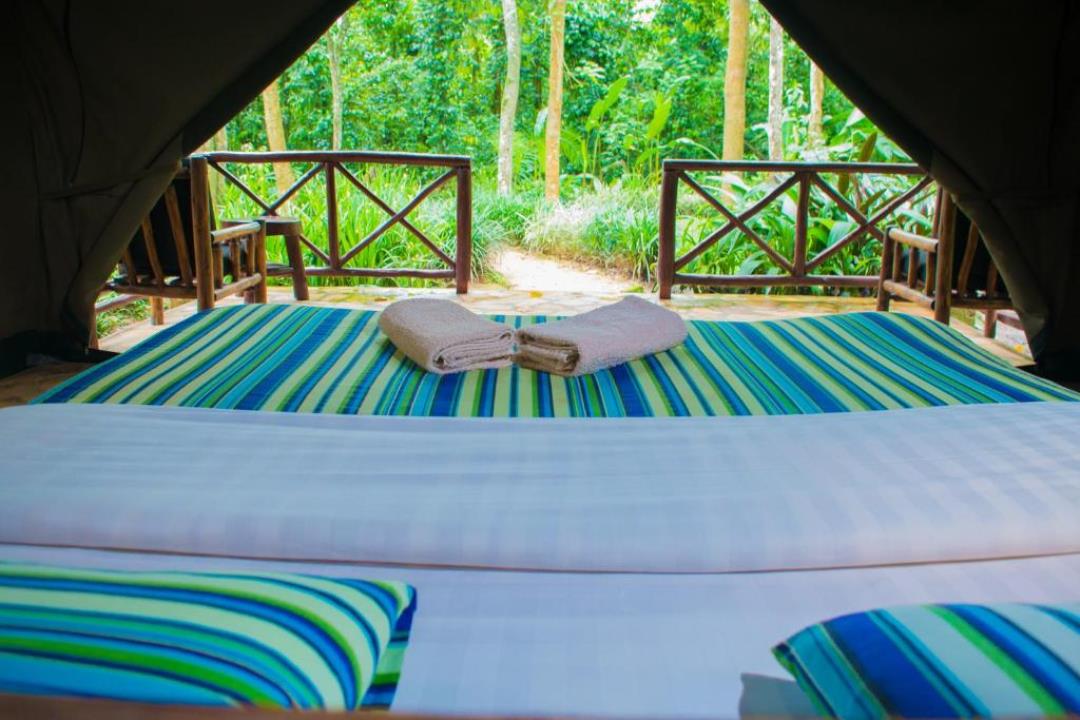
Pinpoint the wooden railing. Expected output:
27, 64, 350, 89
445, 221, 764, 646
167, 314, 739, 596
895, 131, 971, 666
657, 160, 933, 298
201, 150, 472, 293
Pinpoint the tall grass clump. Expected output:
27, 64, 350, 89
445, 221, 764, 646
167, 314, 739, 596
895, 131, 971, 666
518, 182, 659, 281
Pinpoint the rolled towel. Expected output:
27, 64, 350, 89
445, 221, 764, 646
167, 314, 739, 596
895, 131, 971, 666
379, 298, 514, 374
515, 295, 687, 376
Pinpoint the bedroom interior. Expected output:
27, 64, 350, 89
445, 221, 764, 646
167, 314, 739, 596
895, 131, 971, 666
2, 1, 1080, 718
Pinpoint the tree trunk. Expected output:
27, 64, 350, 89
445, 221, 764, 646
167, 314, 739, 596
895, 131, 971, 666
210, 125, 228, 201
327, 16, 348, 150
261, 80, 295, 201
544, 0, 567, 202
721, 0, 749, 162
497, 0, 522, 197
767, 16, 785, 161
808, 60, 825, 150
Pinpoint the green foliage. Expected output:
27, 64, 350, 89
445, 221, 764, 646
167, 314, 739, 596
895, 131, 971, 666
216, 0, 925, 293
95, 295, 151, 339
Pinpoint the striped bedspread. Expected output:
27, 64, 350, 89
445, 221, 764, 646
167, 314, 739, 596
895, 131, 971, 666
38, 304, 1075, 417
0, 562, 416, 710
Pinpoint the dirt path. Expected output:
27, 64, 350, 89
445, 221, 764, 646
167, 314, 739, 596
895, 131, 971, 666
492, 248, 634, 293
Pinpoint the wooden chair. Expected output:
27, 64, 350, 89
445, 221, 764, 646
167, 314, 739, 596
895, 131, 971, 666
876, 188, 1013, 335
96, 158, 267, 342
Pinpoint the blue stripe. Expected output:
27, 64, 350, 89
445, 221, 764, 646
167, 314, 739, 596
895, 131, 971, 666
828, 611, 960, 717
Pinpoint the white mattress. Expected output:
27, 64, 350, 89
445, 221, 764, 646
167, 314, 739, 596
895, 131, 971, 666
2, 401, 1080, 717
2, 402, 1080, 572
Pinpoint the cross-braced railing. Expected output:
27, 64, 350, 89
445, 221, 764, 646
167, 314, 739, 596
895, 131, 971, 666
201, 151, 472, 293
658, 160, 934, 298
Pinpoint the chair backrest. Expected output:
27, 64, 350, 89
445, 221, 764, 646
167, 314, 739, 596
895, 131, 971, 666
122, 167, 215, 286
931, 189, 1000, 297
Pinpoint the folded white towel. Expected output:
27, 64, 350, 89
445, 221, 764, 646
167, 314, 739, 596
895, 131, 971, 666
378, 298, 515, 374
515, 296, 687, 376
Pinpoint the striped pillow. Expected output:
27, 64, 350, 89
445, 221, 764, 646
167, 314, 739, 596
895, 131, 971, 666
774, 603, 1080, 718
0, 563, 417, 710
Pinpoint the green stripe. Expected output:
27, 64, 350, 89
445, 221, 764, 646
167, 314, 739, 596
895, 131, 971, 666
931, 606, 1066, 714
0, 563, 415, 710
38, 304, 1078, 416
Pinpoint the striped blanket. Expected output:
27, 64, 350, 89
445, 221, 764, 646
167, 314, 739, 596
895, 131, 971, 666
37, 304, 1076, 417
0, 562, 416, 710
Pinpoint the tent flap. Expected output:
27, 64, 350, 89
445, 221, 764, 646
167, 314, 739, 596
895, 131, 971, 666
2, 0, 353, 368
762, 0, 1080, 379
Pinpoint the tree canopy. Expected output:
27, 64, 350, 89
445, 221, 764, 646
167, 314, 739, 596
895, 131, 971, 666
226, 0, 907, 184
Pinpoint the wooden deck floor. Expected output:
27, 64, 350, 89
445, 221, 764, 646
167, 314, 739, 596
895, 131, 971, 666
0, 286, 1033, 408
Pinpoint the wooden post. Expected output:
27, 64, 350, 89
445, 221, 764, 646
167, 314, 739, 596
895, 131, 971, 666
933, 192, 956, 324
325, 162, 340, 271
254, 222, 268, 304
189, 155, 215, 311
792, 172, 810, 280
150, 297, 165, 325
455, 164, 472, 294
284, 232, 310, 301
657, 165, 678, 299
876, 230, 894, 311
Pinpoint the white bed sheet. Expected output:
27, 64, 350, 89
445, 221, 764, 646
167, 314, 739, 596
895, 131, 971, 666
3, 401, 1080, 716
2, 402, 1080, 572
2, 544, 1080, 718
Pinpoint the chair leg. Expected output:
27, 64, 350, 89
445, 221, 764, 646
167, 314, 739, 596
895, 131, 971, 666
983, 310, 997, 338
150, 297, 165, 325
285, 233, 309, 301
197, 290, 215, 312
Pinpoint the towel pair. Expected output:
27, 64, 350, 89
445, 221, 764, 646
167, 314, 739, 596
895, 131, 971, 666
378, 296, 687, 376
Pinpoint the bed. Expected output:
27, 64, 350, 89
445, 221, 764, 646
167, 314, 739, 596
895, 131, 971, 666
36, 304, 1074, 417
4, 398, 1080, 717
6, 306, 1080, 717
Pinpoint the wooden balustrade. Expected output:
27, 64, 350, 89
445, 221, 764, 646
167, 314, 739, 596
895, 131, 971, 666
657, 160, 934, 298
199, 150, 472, 293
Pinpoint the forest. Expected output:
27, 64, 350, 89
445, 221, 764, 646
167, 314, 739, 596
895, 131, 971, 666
199, 1, 927, 297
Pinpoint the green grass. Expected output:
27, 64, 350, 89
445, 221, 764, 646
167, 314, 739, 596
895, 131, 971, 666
94, 293, 152, 340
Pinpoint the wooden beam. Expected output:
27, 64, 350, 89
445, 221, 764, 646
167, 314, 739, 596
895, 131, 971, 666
662, 159, 925, 174
325, 161, 341, 269
887, 227, 939, 254
657, 167, 678, 298
933, 192, 957, 323
207, 150, 471, 168
455, 165, 472, 294
673, 273, 878, 288
189, 155, 215, 311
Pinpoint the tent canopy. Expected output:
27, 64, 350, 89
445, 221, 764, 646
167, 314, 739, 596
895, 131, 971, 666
3, 1, 1079, 380
1, 0, 352, 372
761, 0, 1080, 380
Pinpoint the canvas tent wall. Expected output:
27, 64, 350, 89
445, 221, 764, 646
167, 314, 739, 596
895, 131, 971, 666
0, 0, 352, 374
760, 0, 1080, 380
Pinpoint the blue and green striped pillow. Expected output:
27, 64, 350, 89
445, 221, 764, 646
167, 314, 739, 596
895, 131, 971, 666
774, 603, 1080, 718
0, 563, 417, 710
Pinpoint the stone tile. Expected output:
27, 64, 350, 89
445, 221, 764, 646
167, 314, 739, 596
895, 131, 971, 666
0, 362, 92, 408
